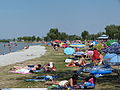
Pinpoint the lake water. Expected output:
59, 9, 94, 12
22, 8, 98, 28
0, 42, 45, 55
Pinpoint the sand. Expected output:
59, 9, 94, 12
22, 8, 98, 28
0, 45, 46, 67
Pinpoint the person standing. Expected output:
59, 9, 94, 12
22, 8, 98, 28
92, 48, 100, 66
98, 51, 104, 65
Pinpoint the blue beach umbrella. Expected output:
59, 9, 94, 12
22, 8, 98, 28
109, 55, 120, 65
103, 44, 120, 66
104, 53, 117, 60
47, 42, 51, 46
64, 47, 75, 55
92, 41, 98, 46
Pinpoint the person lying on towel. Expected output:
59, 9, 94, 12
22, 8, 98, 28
79, 73, 96, 89
45, 74, 78, 88
10, 64, 42, 72
65, 54, 87, 67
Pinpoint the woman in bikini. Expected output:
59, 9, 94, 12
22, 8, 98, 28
45, 74, 78, 87
66, 54, 87, 67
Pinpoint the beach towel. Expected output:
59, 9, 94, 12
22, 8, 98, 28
25, 75, 61, 82
83, 82, 95, 89
32, 69, 43, 73
48, 85, 60, 89
10, 68, 31, 74
25, 79, 46, 82
87, 51, 93, 55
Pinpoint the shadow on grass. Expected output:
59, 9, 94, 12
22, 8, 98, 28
96, 74, 120, 89
14, 70, 77, 81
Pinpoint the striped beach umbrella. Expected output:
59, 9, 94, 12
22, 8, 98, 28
69, 44, 86, 48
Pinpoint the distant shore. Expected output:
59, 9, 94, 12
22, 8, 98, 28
0, 45, 46, 67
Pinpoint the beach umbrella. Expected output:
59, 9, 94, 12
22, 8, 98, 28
59, 43, 64, 47
109, 55, 120, 65
104, 53, 117, 60
93, 44, 104, 50
53, 40, 60, 43
64, 47, 75, 55
47, 42, 51, 46
106, 40, 118, 46
69, 44, 86, 48
75, 40, 81, 42
92, 41, 98, 46
103, 44, 120, 66
103, 44, 120, 54
62, 44, 67, 48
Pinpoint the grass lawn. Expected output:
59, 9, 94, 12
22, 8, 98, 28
0, 46, 120, 89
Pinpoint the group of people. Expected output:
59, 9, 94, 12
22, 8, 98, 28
4, 42, 18, 52
65, 48, 104, 67
10, 62, 56, 73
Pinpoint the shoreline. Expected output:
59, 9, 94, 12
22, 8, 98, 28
0, 45, 46, 67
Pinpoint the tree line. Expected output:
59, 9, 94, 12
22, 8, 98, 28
17, 36, 42, 42
44, 24, 120, 41
6, 24, 120, 42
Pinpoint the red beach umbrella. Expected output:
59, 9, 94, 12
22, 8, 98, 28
53, 40, 60, 43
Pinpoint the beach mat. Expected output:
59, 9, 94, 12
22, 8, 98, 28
25, 75, 61, 82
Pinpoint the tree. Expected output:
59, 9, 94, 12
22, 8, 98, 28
81, 30, 89, 40
59, 32, 68, 40
36, 36, 42, 42
68, 35, 81, 41
105, 24, 120, 39
31, 35, 36, 41
46, 28, 59, 40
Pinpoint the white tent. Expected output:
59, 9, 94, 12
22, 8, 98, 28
98, 34, 109, 39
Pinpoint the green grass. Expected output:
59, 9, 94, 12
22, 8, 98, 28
0, 46, 120, 89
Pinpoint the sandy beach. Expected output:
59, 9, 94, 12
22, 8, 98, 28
0, 45, 46, 67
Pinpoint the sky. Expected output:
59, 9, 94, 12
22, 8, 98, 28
0, 0, 120, 39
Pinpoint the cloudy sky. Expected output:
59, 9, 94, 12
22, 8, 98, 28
0, 0, 120, 39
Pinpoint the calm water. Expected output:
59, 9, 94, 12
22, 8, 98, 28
0, 42, 45, 55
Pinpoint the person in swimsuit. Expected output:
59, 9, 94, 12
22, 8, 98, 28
98, 51, 104, 65
45, 74, 78, 87
66, 54, 87, 67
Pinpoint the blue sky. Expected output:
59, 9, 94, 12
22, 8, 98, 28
0, 0, 120, 39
